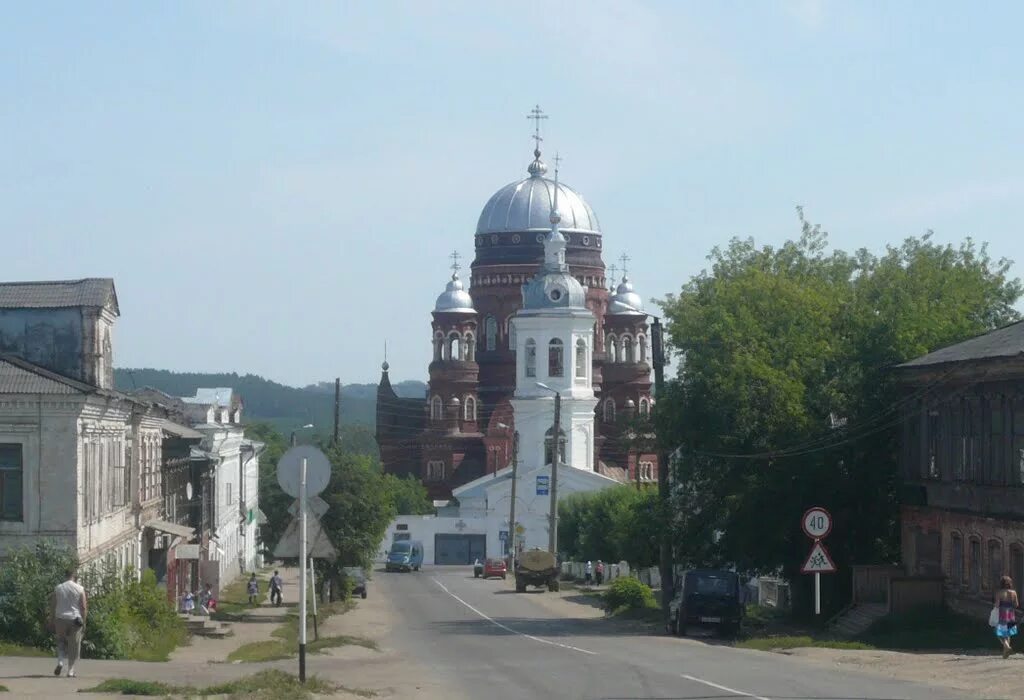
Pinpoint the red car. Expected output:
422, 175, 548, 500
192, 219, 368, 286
482, 558, 507, 580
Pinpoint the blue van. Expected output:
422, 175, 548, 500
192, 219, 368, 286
386, 540, 424, 572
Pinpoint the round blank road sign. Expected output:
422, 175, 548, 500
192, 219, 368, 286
802, 506, 832, 540
277, 445, 331, 498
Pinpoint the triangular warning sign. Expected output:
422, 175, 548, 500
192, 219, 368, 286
801, 540, 836, 574
273, 517, 337, 560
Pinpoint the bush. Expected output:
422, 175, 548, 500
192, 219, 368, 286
0, 541, 78, 650
604, 577, 656, 612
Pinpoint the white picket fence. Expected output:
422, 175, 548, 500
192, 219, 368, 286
560, 560, 663, 589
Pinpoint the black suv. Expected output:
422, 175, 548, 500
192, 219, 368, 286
668, 569, 743, 637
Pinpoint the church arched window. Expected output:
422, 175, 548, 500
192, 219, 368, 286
544, 427, 566, 466
623, 335, 635, 363
465, 332, 475, 361
639, 334, 648, 363
485, 316, 497, 351
448, 332, 462, 361
433, 332, 443, 361
606, 334, 618, 363
525, 338, 537, 377
603, 398, 616, 423
464, 396, 477, 422
575, 338, 588, 379
548, 338, 564, 377
430, 396, 443, 421
639, 397, 650, 417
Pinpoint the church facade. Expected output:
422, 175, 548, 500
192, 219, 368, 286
376, 134, 659, 502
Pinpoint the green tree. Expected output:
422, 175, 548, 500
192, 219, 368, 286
383, 473, 434, 515
558, 486, 660, 567
658, 214, 1021, 612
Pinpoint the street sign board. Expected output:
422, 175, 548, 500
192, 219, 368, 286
288, 495, 329, 520
801, 540, 837, 574
499, 530, 508, 542
273, 517, 338, 560
536, 475, 549, 495
802, 506, 832, 540
277, 446, 331, 498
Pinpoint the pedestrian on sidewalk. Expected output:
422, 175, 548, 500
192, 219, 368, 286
269, 570, 283, 607
595, 560, 605, 586
247, 574, 260, 605
50, 568, 86, 678
182, 590, 195, 614
585, 560, 593, 585
200, 583, 217, 615
994, 575, 1019, 658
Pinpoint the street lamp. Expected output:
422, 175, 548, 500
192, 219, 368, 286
290, 424, 315, 447
534, 382, 562, 555
496, 422, 520, 570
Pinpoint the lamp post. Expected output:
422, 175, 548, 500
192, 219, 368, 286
290, 424, 315, 447
535, 382, 562, 555
497, 423, 520, 570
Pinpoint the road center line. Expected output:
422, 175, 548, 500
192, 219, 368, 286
432, 577, 597, 656
681, 673, 771, 700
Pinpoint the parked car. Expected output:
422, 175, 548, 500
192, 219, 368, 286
483, 558, 507, 580
668, 569, 743, 637
342, 567, 368, 599
385, 540, 424, 572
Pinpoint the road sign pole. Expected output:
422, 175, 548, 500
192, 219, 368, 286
815, 572, 820, 616
508, 431, 519, 571
309, 555, 318, 641
299, 457, 307, 683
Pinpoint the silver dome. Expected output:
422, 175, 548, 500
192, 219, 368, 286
434, 273, 475, 314
608, 277, 645, 315
476, 158, 601, 235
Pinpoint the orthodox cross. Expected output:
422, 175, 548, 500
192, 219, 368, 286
619, 253, 631, 278
527, 104, 548, 152
553, 152, 562, 179
607, 263, 619, 289
449, 250, 461, 274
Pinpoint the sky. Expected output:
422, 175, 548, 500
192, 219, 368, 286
3, 1, 1023, 387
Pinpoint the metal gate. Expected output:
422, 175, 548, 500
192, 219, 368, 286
434, 534, 486, 565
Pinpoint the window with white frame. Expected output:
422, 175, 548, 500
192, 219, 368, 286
427, 460, 445, 481
485, 316, 497, 351
525, 339, 537, 377
430, 396, 443, 421
603, 398, 616, 423
465, 332, 475, 361
0, 443, 23, 522
606, 334, 618, 362
575, 338, 588, 379
639, 461, 654, 481
639, 397, 650, 417
639, 334, 648, 362
433, 332, 443, 361
464, 396, 477, 421
623, 335, 635, 363
548, 338, 564, 377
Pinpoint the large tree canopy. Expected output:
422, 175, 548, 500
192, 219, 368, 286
657, 213, 1021, 609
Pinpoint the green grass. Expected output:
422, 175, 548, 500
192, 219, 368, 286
227, 598, 370, 662
858, 606, 995, 651
0, 684, 8, 692
0, 641, 50, 657
737, 635, 876, 651
213, 569, 272, 619
79, 670, 336, 699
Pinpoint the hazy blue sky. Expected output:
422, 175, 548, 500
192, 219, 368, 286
3, 2, 1023, 387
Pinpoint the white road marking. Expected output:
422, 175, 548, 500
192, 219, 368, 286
681, 673, 771, 700
432, 577, 597, 655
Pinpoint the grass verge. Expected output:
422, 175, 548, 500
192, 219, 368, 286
0, 641, 50, 657
0, 684, 8, 692
79, 669, 336, 699
213, 569, 272, 619
858, 606, 994, 651
737, 635, 875, 651
227, 599, 371, 662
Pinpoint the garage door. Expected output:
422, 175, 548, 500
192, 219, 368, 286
434, 534, 486, 565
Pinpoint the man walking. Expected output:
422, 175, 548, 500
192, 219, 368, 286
269, 570, 283, 607
51, 568, 87, 678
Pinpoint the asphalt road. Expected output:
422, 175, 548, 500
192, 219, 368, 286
377, 565, 969, 700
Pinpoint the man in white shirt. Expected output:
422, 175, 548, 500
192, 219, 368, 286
51, 568, 87, 678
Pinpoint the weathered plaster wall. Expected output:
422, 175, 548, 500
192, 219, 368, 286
0, 309, 83, 380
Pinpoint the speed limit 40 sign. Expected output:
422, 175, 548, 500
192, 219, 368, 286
802, 507, 832, 540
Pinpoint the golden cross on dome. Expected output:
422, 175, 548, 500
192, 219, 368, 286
449, 250, 462, 274
619, 253, 631, 278
527, 104, 548, 152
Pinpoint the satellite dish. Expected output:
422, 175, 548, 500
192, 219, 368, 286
277, 445, 331, 498
186, 482, 194, 501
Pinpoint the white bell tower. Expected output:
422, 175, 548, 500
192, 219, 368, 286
510, 157, 599, 472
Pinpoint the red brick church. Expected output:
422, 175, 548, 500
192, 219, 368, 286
376, 115, 658, 499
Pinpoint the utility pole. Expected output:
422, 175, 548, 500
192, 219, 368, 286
652, 317, 674, 627
508, 431, 519, 569
548, 392, 562, 554
333, 378, 341, 445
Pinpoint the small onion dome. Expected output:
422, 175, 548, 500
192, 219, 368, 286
382, 360, 390, 372
434, 273, 475, 313
608, 276, 645, 315
625, 399, 636, 409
